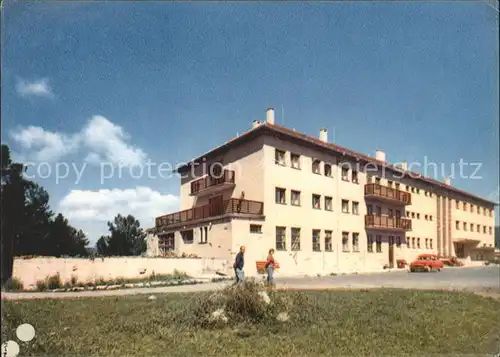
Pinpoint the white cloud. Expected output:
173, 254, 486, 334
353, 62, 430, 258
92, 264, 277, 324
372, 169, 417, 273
81, 115, 147, 167
58, 186, 179, 232
10, 115, 147, 166
16, 78, 54, 98
10, 126, 79, 162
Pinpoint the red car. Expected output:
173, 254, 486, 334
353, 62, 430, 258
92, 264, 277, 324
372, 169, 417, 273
409, 254, 444, 272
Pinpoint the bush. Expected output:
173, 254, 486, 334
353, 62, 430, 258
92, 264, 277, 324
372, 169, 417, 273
46, 274, 62, 290
36, 279, 47, 292
3, 277, 24, 291
180, 278, 292, 329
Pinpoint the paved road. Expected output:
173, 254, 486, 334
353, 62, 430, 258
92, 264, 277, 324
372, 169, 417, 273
2, 266, 498, 300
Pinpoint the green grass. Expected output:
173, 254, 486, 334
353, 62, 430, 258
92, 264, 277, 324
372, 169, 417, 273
2, 289, 500, 356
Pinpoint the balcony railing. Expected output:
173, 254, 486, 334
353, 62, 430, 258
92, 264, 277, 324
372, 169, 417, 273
190, 170, 235, 195
365, 215, 412, 231
364, 183, 412, 205
156, 198, 264, 227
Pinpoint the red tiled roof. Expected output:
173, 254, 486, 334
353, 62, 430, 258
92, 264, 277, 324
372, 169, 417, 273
177, 122, 498, 206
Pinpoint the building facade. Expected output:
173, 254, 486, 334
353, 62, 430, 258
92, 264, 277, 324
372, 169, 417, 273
150, 108, 497, 276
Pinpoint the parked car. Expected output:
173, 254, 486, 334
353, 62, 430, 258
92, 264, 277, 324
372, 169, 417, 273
409, 254, 444, 272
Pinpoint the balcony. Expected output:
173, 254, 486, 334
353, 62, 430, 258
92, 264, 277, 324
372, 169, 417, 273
365, 215, 412, 231
364, 183, 412, 205
156, 198, 264, 228
190, 170, 235, 195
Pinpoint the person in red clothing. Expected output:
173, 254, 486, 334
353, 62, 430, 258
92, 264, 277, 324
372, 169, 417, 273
265, 249, 276, 286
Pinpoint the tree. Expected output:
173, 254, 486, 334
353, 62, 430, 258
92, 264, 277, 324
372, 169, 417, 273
99, 214, 146, 256
1, 145, 26, 284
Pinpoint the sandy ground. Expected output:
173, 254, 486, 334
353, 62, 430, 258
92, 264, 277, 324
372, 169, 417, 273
2, 266, 498, 300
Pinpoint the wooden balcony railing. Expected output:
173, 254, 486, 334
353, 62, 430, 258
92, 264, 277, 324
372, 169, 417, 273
156, 198, 264, 227
365, 215, 412, 231
364, 183, 412, 205
190, 170, 235, 195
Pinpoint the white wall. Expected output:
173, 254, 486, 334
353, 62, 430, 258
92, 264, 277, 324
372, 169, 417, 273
12, 257, 228, 288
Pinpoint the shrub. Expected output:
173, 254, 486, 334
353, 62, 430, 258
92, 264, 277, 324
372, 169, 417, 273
70, 275, 78, 286
46, 274, 62, 290
36, 279, 47, 292
180, 278, 292, 329
3, 277, 24, 291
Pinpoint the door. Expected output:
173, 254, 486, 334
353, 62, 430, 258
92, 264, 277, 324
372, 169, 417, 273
209, 195, 224, 216
388, 237, 395, 268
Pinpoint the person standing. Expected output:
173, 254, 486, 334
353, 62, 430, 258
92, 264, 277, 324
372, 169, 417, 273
265, 249, 276, 286
233, 246, 245, 285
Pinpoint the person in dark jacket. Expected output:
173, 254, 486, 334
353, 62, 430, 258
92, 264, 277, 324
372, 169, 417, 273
233, 246, 245, 285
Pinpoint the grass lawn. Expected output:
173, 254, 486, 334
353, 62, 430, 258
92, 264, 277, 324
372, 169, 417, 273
2, 289, 500, 356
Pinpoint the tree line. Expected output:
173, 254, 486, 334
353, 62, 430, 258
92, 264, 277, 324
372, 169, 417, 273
1, 144, 147, 284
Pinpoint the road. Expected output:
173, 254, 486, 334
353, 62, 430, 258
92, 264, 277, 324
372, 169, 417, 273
2, 266, 498, 300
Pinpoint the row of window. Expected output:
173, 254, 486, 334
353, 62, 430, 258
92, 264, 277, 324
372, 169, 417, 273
406, 211, 434, 221
455, 221, 493, 235
276, 188, 363, 213
456, 200, 493, 217
406, 237, 434, 250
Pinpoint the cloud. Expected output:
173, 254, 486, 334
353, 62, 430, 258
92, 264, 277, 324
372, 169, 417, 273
59, 187, 179, 237
16, 78, 54, 98
81, 116, 147, 167
10, 115, 147, 166
10, 126, 79, 162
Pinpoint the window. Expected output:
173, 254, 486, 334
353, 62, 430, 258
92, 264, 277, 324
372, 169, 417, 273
352, 233, 359, 252
395, 183, 400, 190
367, 235, 374, 253
341, 167, 349, 181
425, 238, 429, 249
477, 224, 480, 232
470, 204, 474, 213
388, 209, 393, 218
429, 215, 433, 221
352, 201, 359, 215
199, 227, 206, 243
429, 192, 433, 197
477, 206, 480, 214
429, 239, 433, 249
489, 227, 493, 235
324, 163, 332, 177
324, 196, 333, 211
483, 207, 487, 215
352, 171, 359, 183
416, 213, 420, 219
411, 187, 415, 193
181, 229, 194, 244
424, 214, 428, 220
483, 226, 487, 234
290, 153, 301, 169
275, 227, 286, 251
407, 238, 411, 248
275, 149, 286, 165
416, 188, 420, 194
470, 223, 473, 231
406, 185, 410, 191
312, 159, 321, 174
367, 204, 373, 215
463, 202, 467, 210
417, 238, 421, 249
312, 194, 321, 209
291, 190, 301, 206
325, 230, 333, 252
376, 206, 382, 216
411, 212, 415, 219
342, 232, 349, 252
463, 222, 467, 231
291, 228, 301, 251
376, 235, 382, 253
275, 188, 286, 204
250, 224, 262, 234
456, 200, 460, 209
159, 233, 175, 254
396, 236, 401, 247
424, 191, 428, 197
411, 237, 416, 249
387, 180, 393, 188
406, 211, 411, 218
375, 177, 381, 184
342, 200, 349, 213
456, 221, 460, 230
312, 230, 321, 251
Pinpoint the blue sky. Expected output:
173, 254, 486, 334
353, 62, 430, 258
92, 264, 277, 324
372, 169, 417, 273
2, 1, 499, 243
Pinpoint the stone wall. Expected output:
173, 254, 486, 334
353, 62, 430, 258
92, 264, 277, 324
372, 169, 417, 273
12, 256, 229, 289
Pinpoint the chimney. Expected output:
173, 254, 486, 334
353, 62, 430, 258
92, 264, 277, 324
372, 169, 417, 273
319, 128, 328, 143
252, 120, 260, 129
375, 150, 386, 162
401, 161, 408, 171
266, 108, 275, 125
444, 177, 451, 185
